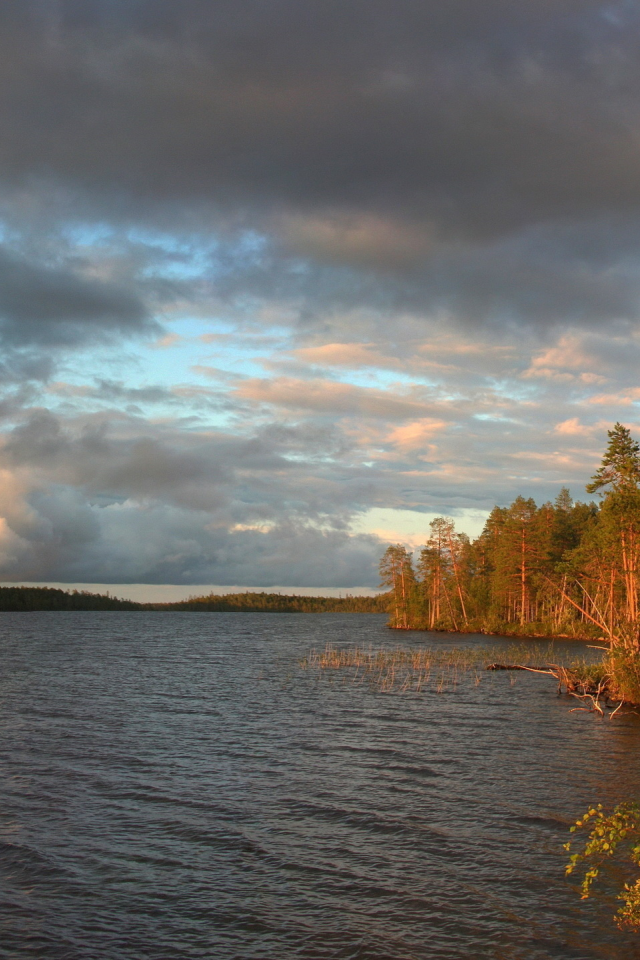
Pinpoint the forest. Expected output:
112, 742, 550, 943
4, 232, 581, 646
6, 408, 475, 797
0, 586, 141, 611
379, 423, 640, 702
151, 592, 386, 613
0, 587, 385, 614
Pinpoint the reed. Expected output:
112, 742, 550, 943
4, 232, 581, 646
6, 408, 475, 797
299, 642, 571, 694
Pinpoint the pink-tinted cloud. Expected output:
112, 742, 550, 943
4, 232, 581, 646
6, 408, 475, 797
292, 342, 393, 369
553, 417, 608, 437
235, 377, 438, 420
522, 334, 608, 382
386, 418, 448, 450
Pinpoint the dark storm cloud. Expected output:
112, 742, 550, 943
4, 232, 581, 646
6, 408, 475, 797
18, 502, 384, 587
0, 246, 156, 357
0, 0, 638, 237
208, 218, 640, 330
0, 1, 634, 340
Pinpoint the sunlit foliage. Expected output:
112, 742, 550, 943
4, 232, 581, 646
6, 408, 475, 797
565, 802, 640, 928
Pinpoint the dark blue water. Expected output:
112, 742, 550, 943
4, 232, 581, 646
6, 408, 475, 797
0, 612, 639, 960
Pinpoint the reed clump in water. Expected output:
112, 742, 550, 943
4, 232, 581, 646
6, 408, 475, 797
300, 643, 570, 694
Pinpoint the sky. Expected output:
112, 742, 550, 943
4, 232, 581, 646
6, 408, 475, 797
1, 1, 639, 598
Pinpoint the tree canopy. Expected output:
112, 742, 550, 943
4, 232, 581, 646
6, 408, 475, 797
378, 424, 640, 661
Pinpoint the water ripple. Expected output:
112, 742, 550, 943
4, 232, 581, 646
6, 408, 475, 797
1, 612, 640, 959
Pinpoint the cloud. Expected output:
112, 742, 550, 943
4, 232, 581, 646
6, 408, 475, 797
0, 2, 636, 332
587, 389, 640, 406
523, 334, 610, 383
553, 418, 596, 437
292, 342, 394, 369
0, 361, 628, 586
236, 376, 440, 420
386, 419, 448, 450
0, 3, 637, 586
0, 1, 636, 233
278, 213, 436, 269
0, 246, 157, 381
0, 406, 389, 584
0, 477, 385, 585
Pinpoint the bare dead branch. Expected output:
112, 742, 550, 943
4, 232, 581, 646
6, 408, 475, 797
486, 663, 556, 675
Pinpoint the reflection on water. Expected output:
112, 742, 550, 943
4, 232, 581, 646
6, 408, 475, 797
0, 612, 639, 959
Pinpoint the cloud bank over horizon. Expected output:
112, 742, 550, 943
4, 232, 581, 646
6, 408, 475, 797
0, 1, 638, 587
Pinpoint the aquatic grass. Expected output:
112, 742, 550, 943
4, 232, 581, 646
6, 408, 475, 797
299, 642, 578, 694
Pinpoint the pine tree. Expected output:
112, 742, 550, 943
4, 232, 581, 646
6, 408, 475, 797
379, 545, 416, 629
586, 424, 640, 641
586, 423, 640, 495
465, 506, 506, 623
418, 522, 448, 629
555, 487, 573, 513
492, 497, 543, 625
416, 518, 470, 629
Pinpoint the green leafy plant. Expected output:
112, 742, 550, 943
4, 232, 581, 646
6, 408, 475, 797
565, 802, 640, 927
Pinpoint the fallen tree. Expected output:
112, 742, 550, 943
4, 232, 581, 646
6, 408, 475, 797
485, 659, 626, 717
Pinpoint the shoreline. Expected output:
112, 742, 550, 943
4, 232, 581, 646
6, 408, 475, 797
387, 624, 600, 643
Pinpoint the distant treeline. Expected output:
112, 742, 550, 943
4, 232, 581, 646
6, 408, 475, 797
150, 592, 387, 613
0, 586, 386, 613
0, 586, 141, 611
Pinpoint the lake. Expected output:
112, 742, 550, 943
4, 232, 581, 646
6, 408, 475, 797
0, 611, 639, 959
